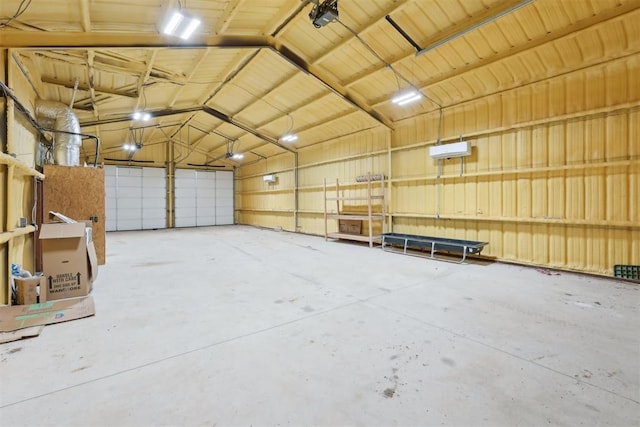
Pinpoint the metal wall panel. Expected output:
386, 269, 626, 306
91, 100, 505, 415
388, 57, 639, 275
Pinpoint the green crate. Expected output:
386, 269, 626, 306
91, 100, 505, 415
614, 265, 640, 281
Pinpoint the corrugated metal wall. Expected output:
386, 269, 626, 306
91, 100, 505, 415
238, 51, 639, 276
390, 53, 639, 275
236, 128, 390, 235
1, 53, 40, 304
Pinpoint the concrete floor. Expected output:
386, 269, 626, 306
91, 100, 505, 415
0, 225, 638, 426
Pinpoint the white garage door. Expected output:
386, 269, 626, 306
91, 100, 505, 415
216, 171, 234, 225
175, 169, 234, 227
105, 166, 167, 231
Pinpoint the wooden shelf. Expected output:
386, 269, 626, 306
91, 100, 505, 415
324, 174, 386, 248
0, 226, 37, 245
327, 214, 385, 221
236, 208, 294, 213
327, 232, 381, 243
0, 152, 44, 178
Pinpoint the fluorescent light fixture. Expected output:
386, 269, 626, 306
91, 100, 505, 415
163, 10, 201, 40
231, 153, 244, 160
392, 89, 422, 106
281, 133, 298, 142
123, 143, 141, 152
132, 111, 152, 121
163, 11, 184, 36
180, 18, 201, 40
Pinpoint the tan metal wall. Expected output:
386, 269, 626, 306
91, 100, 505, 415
236, 52, 638, 276
236, 151, 296, 231
1, 51, 40, 304
390, 54, 639, 275
236, 128, 390, 235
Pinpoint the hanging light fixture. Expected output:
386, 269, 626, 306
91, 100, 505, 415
132, 111, 152, 121
391, 89, 422, 106
281, 133, 298, 143
162, 10, 201, 40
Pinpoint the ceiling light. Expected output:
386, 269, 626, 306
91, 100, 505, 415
132, 111, 152, 121
162, 10, 201, 40
392, 89, 422, 106
163, 11, 184, 35
180, 18, 201, 40
231, 153, 244, 160
281, 133, 298, 143
123, 143, 142, 152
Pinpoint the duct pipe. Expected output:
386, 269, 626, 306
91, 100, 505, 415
35, 99, 82, 166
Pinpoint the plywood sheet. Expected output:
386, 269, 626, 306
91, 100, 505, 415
42, 165, 106, 265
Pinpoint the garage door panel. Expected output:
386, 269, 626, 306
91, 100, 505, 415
143, 168, 165, 178
105, 166, 167, 231
119, 198, 142, 210
196, 217, 215, 226
142, 178, 165, 188
117, 218, 142, 231
106, 167, 229, 230
142, 187, 165, 198
117, 208, 143, 220
143, 198, 165, 209
175, 217, 196, 228
143, 218, 165, 229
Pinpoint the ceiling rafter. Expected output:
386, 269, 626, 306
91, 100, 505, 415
311, 0, 409, 65
366, 0, 640, 111
343, 0, 640, 96
86, 50, 99, 118
41, 76, 138, 99
269, 44, 392, 129
0, 32, 273, 49
225, 69, 298, 118
80, 104, 295, 154
215, 0, 245, 34
79, 0, 91, 32
168, 49, 210, 108
200, 49, 261, 105
265, 0, 308, 36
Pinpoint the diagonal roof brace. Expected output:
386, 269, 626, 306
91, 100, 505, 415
80, 105, 296, 154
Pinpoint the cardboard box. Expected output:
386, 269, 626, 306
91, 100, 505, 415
0, 296, 95, 332
339, 219, 362, 235
39, 222, 98, 301
14, 276, 46, 305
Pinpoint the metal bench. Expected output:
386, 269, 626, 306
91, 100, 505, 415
381, 233, 488, 264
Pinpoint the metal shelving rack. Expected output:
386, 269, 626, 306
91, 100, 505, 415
323, 173, 386, 248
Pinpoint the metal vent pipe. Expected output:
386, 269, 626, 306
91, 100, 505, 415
35, 100, 82, 166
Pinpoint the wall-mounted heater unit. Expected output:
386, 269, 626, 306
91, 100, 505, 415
429, 140, 471, 159
263, 174, 277, 183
